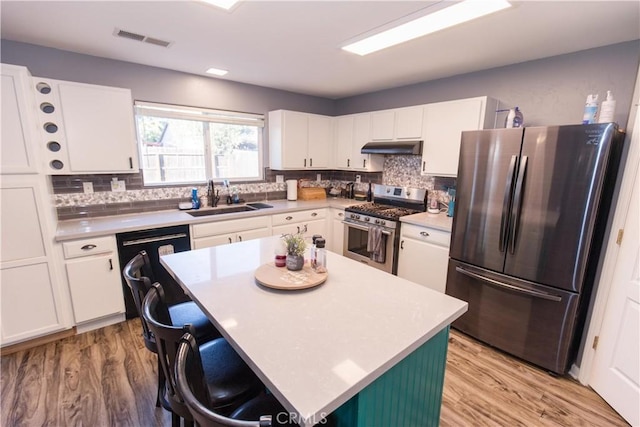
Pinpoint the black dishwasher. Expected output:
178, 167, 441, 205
117, 225, 191, 319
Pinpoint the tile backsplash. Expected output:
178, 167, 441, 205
52, 156, 455, 220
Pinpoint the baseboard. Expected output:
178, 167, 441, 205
0, 327, 77, 356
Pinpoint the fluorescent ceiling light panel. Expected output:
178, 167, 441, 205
206, 67, 228, 76
200, 0, 240, 11
342, 0, 511, 56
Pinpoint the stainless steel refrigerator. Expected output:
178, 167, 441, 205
445, 123, 624, 374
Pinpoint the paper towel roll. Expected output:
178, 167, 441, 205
286, 180, 298, 201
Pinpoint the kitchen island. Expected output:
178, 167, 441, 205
160, 236, 467, 426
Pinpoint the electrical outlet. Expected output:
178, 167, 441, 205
355, 175, 361, 183
316, 173, 322, 182
276, 175, 284, 183
110, 178, 126, 192
82, 182, 94, 194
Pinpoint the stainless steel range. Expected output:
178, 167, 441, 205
343, 185, 427, 274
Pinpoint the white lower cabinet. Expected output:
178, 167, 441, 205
329, 208, 345, 254
1, 175, 71, 346
271, 209, 328, 239
397, 223, 451, 293
192, 216, 271, 249
62, 236, 125, 325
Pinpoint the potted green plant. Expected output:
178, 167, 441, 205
281, 232, 307, 271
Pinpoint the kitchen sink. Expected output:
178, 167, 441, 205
245, 202, 273, 209
186, 205, 258, 217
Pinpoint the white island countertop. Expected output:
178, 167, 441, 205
160, 236, 467, 427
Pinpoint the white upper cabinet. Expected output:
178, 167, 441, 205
268, 110, 332, 170
333, 113, 383, 171
32, 77, 139, 174
421, 96, 497, 176
371, 105, 424, 141
1, 64, 39, 174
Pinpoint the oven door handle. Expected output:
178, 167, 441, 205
342, 221, 393, 236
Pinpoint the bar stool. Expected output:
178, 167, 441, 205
175, 331, 296, 427
143, 283, 264, 426
122, 251, 219, 407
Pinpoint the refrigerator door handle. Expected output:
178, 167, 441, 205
500, 155, 518, 252
509, 155, 528, 254
455, 266, 562, 302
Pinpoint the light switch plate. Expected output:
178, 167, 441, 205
355, 175, 361, 183
82, 182, 94, 194
276, 175, 284, 183
111, 179, 126, 192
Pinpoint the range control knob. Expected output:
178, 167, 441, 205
364, 217, 370, 222
374, 219, 380, 225
380, 220, 386, 226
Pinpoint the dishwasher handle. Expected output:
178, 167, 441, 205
122, 233, 189, 247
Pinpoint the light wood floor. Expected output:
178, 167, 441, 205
1, 320, 628, 426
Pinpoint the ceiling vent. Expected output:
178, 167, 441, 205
114, 28, 172, 48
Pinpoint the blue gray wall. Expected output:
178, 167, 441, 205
337, 40, 640, 128
0, 40, 336, 116
3, 39, 638, 127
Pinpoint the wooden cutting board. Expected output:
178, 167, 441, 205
255, 262, 328, 290
298, 187, 326, 200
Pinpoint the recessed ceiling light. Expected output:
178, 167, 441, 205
206, 67, 228, 76
342, 0, 512, 56
200, 0, 240, 11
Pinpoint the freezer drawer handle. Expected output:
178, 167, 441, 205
122, 233, 188, 246
500, 155, 518, 252
455, 266, 562, 302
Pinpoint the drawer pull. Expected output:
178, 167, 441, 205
286, 216, 293, 221
81, 244, 97, 251
338, 212, 343, 217
311, 212, 318, 217
419, 231, 430, 237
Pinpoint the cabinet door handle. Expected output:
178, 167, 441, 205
286, 216, 293, 221
422, 161, 425, 172
109, 259, 113, 270
129, 157, 133, 169
420, 231, 430, 237
310, 158, 313, 167
311, 212, 317, 217
347, 159, 350, 167
296, 226, 300, 233
228, 237, 232, 244
81, 244, 97, 251
238, 235, 243, 242
400, 240, 404, 250
302, 224, 308, 233
304, 159, 307, 167
363, 159, 366, 168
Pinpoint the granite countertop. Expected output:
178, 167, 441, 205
55, 198, 357, 242
400, 212, 454, 232
160, 235, 468, 427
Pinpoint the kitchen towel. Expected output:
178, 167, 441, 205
367, 226, 386, 263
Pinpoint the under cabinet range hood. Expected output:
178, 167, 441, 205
360, 140, 423, 155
